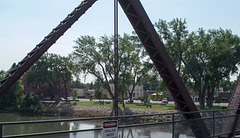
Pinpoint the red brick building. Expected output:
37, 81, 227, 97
22, 74, 72, 99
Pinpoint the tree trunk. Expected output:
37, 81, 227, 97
54, 90, 60, 104
49, 86, 60, 104
199, 86, 206, 109
121, 92, 125, 109
129, 92, 133, 103
63, 82, 69, 103
110, 96, 117, 116
207, 82, 215, 108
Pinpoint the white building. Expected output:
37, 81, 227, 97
109, 83, 144, 99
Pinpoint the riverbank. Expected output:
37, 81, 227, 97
38, 103, 176, 117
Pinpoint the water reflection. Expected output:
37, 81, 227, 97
0, 113, 194, 138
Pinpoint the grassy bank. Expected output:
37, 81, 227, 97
62, 101, 227, 110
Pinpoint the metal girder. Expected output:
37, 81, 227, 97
118, 0, 210, 137
0, 0, 98, 96
220, 74, 240, 137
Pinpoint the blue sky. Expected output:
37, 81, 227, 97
1, 0, 240, 81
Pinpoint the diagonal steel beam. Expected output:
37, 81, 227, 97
118, 0, 210, 137
0, 0, 98, 96
220, 74, 240, 137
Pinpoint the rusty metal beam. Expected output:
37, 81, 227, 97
0, 0, 98, 96
118, 0, 210, 137
220, 74, 240, 137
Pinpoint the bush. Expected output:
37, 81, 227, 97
0, 79, 23, 111
17, 92, 43, 113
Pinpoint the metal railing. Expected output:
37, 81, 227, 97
0, 109, 240, 138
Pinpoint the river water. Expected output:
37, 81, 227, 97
0, 112, 194, 138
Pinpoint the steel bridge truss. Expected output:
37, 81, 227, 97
0, 0, 213, 137
220, 74, 240, 138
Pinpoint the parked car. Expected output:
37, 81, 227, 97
162, 98, 168, 104
42, 97, 51, 100
60, 97, 66, 101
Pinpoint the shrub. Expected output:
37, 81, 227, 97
17, 92, 43, 113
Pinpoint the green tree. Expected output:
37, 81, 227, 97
71, 80, 92, 89
94, 79, 103, 101
184, 28, 240, 108
17, 92, 42, 113
155, 18, 190, 108
205, 29, 240, 107
26, 53, 73, 104
0, 70, 5, 79
183, 29, 211, 109
155, 18, 240, 108
219, 80, 236, 92
155, 18, 189, 76
72, 89, 78, 104
72, 35, 117, 110
57, 55, 73, 102
118, 34, 151, 104
72, 34, 151, 112
0, 64, 24, 110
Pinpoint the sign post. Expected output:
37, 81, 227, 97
102, 120, 118, 138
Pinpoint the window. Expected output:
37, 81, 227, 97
133, 93, 135, 97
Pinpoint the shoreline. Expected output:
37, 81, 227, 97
38, 103, 176, 117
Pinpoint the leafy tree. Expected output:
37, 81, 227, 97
155, 18, 189, 76
183, 29, 210, 109
205, 29, 240, 107
0, 64, 24, 110
72, 33, 151, 111
72, 35, 116, 110
155, 18, 190, 108
94, 79, 103, 101
57, 56, 73, 102
71, 80, 92, 89
118, 34, 151, 103
0, 70, 5, 79
72, 89, 78, 103
184, 28, 240, 108
155, 18, 240, 108
17, 92, 42, 113
219, 80, 236, 92
26, 53, 72, 104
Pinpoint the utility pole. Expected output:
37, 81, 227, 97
114, 0, 119, 116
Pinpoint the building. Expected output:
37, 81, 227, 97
214, 92, 232, 103
75, 88, 95, 99
109, 83, 144, 99
75, 88, 109, 99
144, 90, 169, 101
143, 90, 156, 96
22, 74, 72, 99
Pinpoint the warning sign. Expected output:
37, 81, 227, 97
102, 120, 118, 138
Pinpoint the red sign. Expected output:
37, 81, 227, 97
103, 121, 118, 128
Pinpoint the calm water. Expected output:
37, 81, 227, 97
0, 112, 194, 138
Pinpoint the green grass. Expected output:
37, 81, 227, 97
62, 101, 227, 110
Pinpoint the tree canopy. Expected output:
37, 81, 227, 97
155, 18, 240, 108
0, 64, 24, 110
26, 53, 73, 104
72, 33, 152, 108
